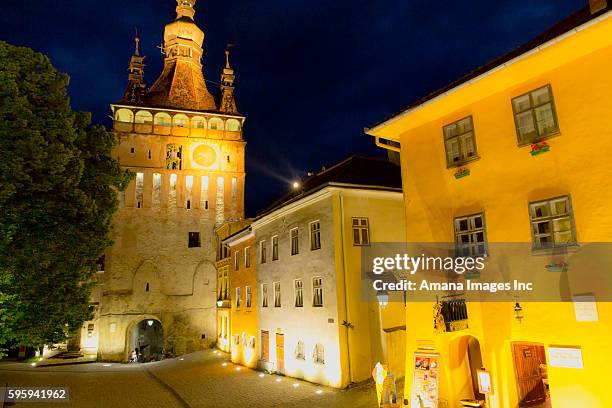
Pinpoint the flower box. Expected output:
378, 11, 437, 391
454, 168, 470, 179
530, 141, 550, 156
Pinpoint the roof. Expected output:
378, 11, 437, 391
256, 156, 403, 219
368, 2, 612, 131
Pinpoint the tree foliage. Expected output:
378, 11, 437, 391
0, 41, 132, 353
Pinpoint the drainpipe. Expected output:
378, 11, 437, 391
339, 191, 353, 385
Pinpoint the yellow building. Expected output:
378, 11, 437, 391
224, 225, 259, 368
367, 1, 612, 407
87, 0, 247, 361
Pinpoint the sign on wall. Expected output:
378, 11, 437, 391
411, 352, 440, 408
548, 346, 584, 369
572, 294, 599, 322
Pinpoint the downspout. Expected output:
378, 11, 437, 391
339, 191, 353, 385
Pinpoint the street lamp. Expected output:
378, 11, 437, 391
376, 290, 389, 308
217, 300, 224, 308
147, 320, 154, 327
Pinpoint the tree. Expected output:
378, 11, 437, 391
0, 41, 132, 355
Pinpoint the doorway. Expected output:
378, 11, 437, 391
275, 333, 285, 374
129, 319, 164, 362
512, 343, 551, 407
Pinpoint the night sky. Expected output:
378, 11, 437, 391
1, 0, 584, 216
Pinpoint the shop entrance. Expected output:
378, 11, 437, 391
512, 343, 551, 407
128, 319, 164, 363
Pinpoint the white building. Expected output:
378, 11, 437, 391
252, 156, 407, 388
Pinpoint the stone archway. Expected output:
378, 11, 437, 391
125, 316, 164, 362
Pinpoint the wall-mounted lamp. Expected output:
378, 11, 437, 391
376, 290, 389, 309
147, 320, 154, 327
217, 300, 224, 308
514, 302, 524, 323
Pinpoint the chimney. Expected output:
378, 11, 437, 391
589, 0, 607, 14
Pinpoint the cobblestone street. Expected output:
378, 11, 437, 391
0, 351, 380, 408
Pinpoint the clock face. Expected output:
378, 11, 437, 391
192, 144, 216, 168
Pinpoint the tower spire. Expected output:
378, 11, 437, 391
121, 28, 146, 104
219, 46, 238, 113
176, 0, 196, 20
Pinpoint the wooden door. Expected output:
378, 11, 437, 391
512, 343, 547, 407
276, 333, 285, 374
261, 331, 269, 362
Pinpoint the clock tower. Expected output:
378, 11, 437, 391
85, 0, 246, 362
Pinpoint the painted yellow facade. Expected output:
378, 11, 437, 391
225, 228, 258, 368
369, 7, 612, 408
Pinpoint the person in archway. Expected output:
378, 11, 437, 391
130, 349, 137, 363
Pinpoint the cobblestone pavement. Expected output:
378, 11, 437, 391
0, 350, 381, 408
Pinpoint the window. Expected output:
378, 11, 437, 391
261, 283, 268, 307
209, 117, 223, 130
246, 286, 252, 308
249, 336, 256, 348
294, 279, 303, 307
272, 236, 279, 261
245, 246, 251, 268
261, 331, 270, 361
310, 221, 321, 250
454, 213, 487, 257
135, 172, 144, 209
352, 218, 370, 245
313, 343, 325, 364
295, 340, 305, 360
443, 116, 477, 166
234, 334, 240, 345
188, 232, 201, 248
231, 177, 238, 199
145, 282, 150, 292
529, 196, 576, 249
242, 332, 247, 347
274, 282, 281, 307
234, 251, 239, 270
312, 277, 323, 307
290, 228, 299, 255
260, 241, 267, 264
235, 287, 241, 308
512, 85, 559, 145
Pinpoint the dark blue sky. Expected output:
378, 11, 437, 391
1, 0, 584, 216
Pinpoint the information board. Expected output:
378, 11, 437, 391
411, 352, 440, 408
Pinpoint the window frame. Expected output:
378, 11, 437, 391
310, 220, 321, 251
313, 343, 325, 365
511, 84, 560, 146
454, 212, 488, 257
260, 240, 267, 264
235, 287, 241, 308
245, 286, 252, 308
234, 250, 240, 271
352, 217, 371, 246
188, 232, 201, 248
312, 276, 323, 307
261, 283, 268, 308
442, 115, 479, 168
274, 281, 281, 308
245, 246, 251, 268
294, 279, 304, 308
290, 227, 299, 256
272, 235, 279, 261
528, 195, 577, 251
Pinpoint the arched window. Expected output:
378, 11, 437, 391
154, 112, 172, 126
115, 108, 133, 123
192, 116, 206, 129
209, 117, 223, 130
135, 110, 153, 124
313, 343, 325, 364
226, 119, 241, 132
173, 114, 189, 128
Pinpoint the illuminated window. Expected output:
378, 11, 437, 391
272, 236, 279, 261
295, 341, 305, 360
512, 85, 559, 145
152, 173, 161, 206
274, 282, 281, 307
192, 116, 206, 129
173, 114, 189, 128
313, 343, 325, 364
290, 228, 299, 255
312, 277, 323, 307
245, 246, 251, 268
310, 221, 321, 250
242, 332, 247, 347
249, 336, 256, 348
234, 251, 239, 271
246, 286, 252, 308
115, 108, 133, 123
443, 116, 478, 166
352, 217, 370, 246
529, 196, 576, 249
135, 110, 153, 124
154, 112, 171, 126
260, 240, 267, 264
294, 279, 303, 307
231, 177, 238, 199
235, 287, 241, 308
188, 232, 200, 248
261, 283, 268, 308
209, 117, 223, 130
226, 118, 241, 131
455, 213, 487, 257
135, 172, 144, 208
